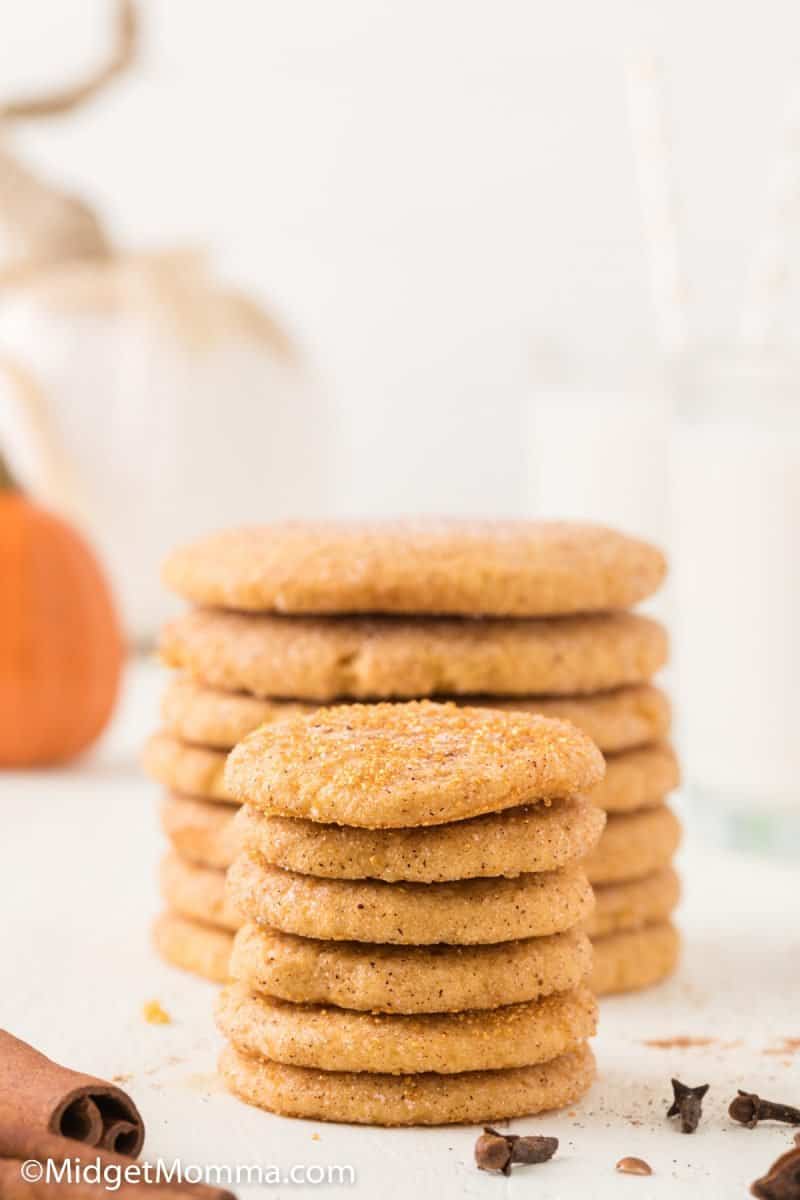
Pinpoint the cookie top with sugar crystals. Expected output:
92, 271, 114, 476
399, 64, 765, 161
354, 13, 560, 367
224, 699, 605, 827
163, 519, 666, 616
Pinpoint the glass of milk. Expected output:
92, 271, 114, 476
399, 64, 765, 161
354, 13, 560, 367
671, 349, 800, 853
529, 384, 671, 547
527, 373, 672, 629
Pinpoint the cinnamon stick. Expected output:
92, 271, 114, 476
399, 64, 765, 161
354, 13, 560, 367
0, 1031, 144, 1155
0, 1119, 233, 1198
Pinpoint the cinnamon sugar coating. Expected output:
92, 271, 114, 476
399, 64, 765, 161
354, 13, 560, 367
161, 675, 670, 754
160, 610, 668, 702
145, 731, 677, 820
143, 732, 232, 803
219, 1042, 596, 1125
236, 796, 605, 882
160, 792, 605, 880
227, 854, 594, 944
591, 743, 680, 813
160, 793, 240, 870
152, 911, 233, 982
586, 866, 680, 937
216, 982, 597, 1074
163, 519, 666, 616
159, 852, 240, 932
591, 922, 680, 995
225, 701, 605, 828
584, 804, 682, 885
229, 923, 592, 1013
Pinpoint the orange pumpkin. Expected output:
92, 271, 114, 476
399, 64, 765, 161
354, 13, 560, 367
0, 453, 124, 765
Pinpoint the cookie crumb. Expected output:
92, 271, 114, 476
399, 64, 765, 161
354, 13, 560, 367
311, 1133, 320, 1141
143, 999, 171, 1025
763, 1037, 800, 1057
616, 1157, 653, 1176
643, 1036, 715, 1049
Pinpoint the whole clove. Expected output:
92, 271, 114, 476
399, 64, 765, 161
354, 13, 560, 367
731, 1091, 800, 1129
616, 1157, 653, 1176
667, 1078, 709, 1134
474, 1130, 512, 1174
751, 1131, 800, 1200
474, 1127, 558, 1175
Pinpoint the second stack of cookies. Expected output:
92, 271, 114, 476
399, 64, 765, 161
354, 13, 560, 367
583, 738, 682, 995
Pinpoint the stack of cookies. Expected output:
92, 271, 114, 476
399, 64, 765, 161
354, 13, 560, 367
142, 520, 676, 996
583, 739, 682, 995
217, 700, 605, 1125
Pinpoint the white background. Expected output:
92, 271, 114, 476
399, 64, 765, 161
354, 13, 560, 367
3, 0, 800, 516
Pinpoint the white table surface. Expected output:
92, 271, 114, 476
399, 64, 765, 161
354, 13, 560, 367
3, 659, 799, 1200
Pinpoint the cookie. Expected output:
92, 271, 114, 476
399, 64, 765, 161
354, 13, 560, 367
225, 701, 605, 828
584, 805, 682, 885
152, 911, 233, 983
163, 519, 666, 616
145, 733, 678, 823
160, 794, 239, 869
483, 684, 670, 753
143, 733, 232, 804
219, 1041, 596, 1125
162, 675, 670, 754
586, 867, 680, 938
229, 922, 593, 1013
228, 855, 594, 944
217, 982, 597, 1074
592, 743, 680, 813
161, 610, 668, 701
236, 796, 605, 882
159, 852, 240, 932
161, 677, 316, 750
591, 922, 680, 995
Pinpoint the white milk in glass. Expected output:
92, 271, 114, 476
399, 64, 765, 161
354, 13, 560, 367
527, 385, 671, 630
671, 354, 800, 850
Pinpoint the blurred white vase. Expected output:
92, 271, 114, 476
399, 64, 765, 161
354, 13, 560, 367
0, 249, 331, 643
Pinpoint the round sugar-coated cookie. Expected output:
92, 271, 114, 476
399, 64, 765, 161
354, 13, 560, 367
591, 922, 680, 995
592, 743, 680, 813
228, 854, 594, 945
219, 1042, 596, 1126
586, 867, 680, 938
162, 677, 317, 750
159, 852, 241, 932
160, 794, 239, 869
225, 701, 604, 828
229, 922, 593, 1013
143, 733, 233, 803
152, 911, 233, 983
146, 731, 675, 821
483, 684, 670, 753
584, 805, 682, 886
162, 675, 670, 755
236, 796, 605, 882
161, 610, 668, 702
217, 982, 597, 1074
163, 519, 666, 617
